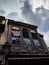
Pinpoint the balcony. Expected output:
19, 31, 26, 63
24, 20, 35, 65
0, 24, 5, 33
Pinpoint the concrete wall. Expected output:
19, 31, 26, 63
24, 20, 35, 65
0, 20, 8, 45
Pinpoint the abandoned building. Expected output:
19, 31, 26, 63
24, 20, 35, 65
0, 16, 49, 65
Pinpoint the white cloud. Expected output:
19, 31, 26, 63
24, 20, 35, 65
0, 0, 25, 16
44, 31, 49, 46
22, 0, 49, 46
29, 0, 49, 12
0, 0, 49, 46
7, 12, 19, 21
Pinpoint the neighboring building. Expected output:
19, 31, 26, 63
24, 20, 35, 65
0, 16, 49, 65
48, 47, 49, 51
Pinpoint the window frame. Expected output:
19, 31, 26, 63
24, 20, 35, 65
22, 29, 29, 38
11, 26, 21, 45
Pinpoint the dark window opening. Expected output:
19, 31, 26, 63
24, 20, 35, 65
12, 40, 16, 44
16, 38, 21, 46
22, 29, 29, 38
12, 37, 21, 46
31, 33, 37, 39
22, 29, 31, 46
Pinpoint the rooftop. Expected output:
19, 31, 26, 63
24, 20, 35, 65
8, 19, 38, 29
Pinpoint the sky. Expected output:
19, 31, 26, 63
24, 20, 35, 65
0, 0, 49, 46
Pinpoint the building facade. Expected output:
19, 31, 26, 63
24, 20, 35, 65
0, 16, 49, 65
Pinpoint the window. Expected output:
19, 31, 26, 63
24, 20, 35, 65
23, 38, 31, 45
31, 32, 42, 51
22, 29, 29, 38
31, 33, 37, 39
16, 38, 21, 46
12, 26, 21, 45
31, 32, 41, 46
12, 37, 21, 45
12, 26, 20, 37
12, 37, 16, 44
12, 30, 20, 37
12, 40, 16, 44
33, 39, 43, 51
33, 39, 40, 46
22, 29, 31, 45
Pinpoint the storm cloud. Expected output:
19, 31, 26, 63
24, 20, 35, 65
22, 0, 42, 25
22, 0, 49, 32
22, 0, 49, 46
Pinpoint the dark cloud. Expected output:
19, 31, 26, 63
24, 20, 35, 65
7, 12, 18, 20
36, 6, 49, 32
22, 0, 49, 32
36, 6, 49, 17
0, 9, 5, 16
22, 0, 42, 25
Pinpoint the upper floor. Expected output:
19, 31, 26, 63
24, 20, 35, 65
0, 16, 48, 53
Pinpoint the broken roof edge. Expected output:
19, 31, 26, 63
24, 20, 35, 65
7, 19, 38, 29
